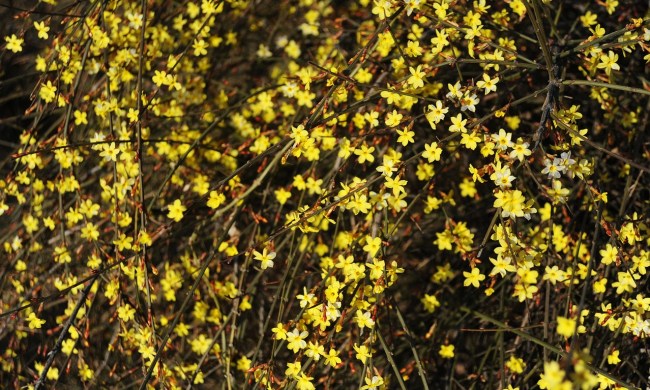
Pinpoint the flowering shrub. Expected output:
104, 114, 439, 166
1, 0, 649, 388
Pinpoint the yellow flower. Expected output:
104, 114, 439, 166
439, 344, 454, 359
612, 271, 636, 294
384, 175, 406, 196
274, 188, 292, 205
459, 178, 477, 198
272, 323, 287, 340
509, 139, 531, 161
78, 361, 94, 381
447, 81, 462, 99
253, 247, 276, 270
538, 361, 571, 390
201, 0, 222, 15
434, 230, 453, 251
127, 108, 139, 122
363, 236, 382, 257
87, 253, 102, 269
27, 313, 46, 329
353, 343, 372, 363
493, 189, 526, 219
61, 339, 78, 355
384, 110, 403, 127
463, 267, 485, 288
593, 278, 607, 294
296, 373, 315, 390
190, 334, 211, 354
286, 328, 308, 353
323, 348, 342, 368
174, 322, 190, 337
466, 165, 484, 184
354, 144, 375, 164
34, 362, 59, 381
361, 375, 384, 390
239, 296, 252, 311
117, 304, 136, 322
15, 260, 27, 272
460, 132, 481, 150
416, 162, 434, 181
138, 343, 155, 363
407, 65, 426, 89
421, 294, 440, 313
422, 142, 442, 162
404, 39, 423, 57
100, 142, 120, 162
34, 21, 50, 39
39, 80, 57, 103
619, 220, 640, 245
152, 70, 168, 86
285, 361, 302, 379
556, 316, 576, 338
81, 223, 100, 241
607, 350, 621, 365
476, 73, 499, 94
599, 243, 618, 265
113, 233, 133, 251
79, 199, 100, 218
542, 265, 565, 285
207, 190, 226, 209
192, 39, 208, 56
397, 128, 415, 146
167, 199, 186, 222
597, 50, 620, 76
236, 356, 252, 372
73, 110, 88, 125
138, 230, 152, 246
23, 214, 39, 234
54, 245, 72, 263
579, 11, 598, 27
506, 355, 526, 374
305, 341, 324, 361
5, 34, 23, 52
426, 100, 448, 126
354, 311, 375, 329
448, 113, 468, 133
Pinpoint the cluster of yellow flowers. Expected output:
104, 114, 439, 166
1, 0, 649, 388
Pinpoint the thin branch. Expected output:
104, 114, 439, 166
33, 275, 99, 390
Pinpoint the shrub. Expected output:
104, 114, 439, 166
1, 0, 649, 388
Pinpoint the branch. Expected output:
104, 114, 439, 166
34, 275, 99, 390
